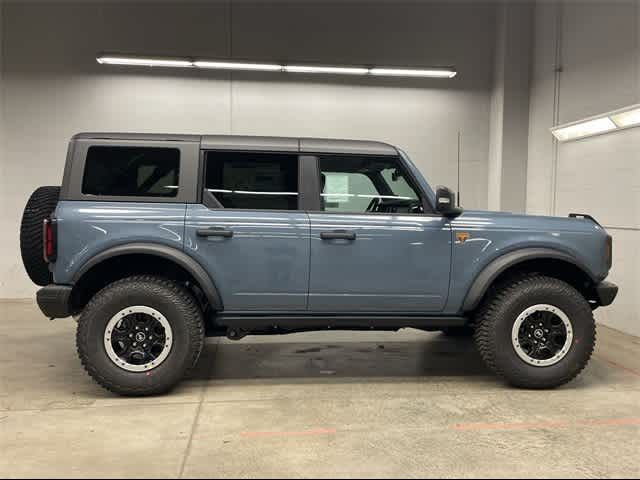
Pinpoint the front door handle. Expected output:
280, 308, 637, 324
196, 227, 233, 238
320, 230, 356, 241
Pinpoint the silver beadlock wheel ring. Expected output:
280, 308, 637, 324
104, 306, 173, 372
511, 304, 573, 367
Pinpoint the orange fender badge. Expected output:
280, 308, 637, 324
456, 232, 470, 243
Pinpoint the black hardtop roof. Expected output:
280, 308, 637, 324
72, 132, 398, 156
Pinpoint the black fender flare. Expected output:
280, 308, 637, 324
461, 247, 597, 312
72, 242, 223, 310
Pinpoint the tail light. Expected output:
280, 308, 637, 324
43, 217, 57, 263
605, 235, 612, 270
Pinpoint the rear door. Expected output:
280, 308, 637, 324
307, 154, 451, 312
184, 150, 310, 311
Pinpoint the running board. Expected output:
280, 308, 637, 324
214, 313, 467, 331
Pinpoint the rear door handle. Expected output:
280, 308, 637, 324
196, 227, 233, 238
320, 230, 356, 241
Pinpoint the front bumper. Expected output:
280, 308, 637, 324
36, 284, 73, 319
595, 281, 618, 307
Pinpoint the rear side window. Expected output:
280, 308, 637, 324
82, 146, 180, 197
204, 151, 299, 210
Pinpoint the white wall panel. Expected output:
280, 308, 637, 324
556, 129, 640, 229
527, 0, 640, 336
596, 229, 640, 337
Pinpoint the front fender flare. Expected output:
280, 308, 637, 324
461, 247, 596, 312
71, 242, 223, 310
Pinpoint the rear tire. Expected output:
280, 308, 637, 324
77, 275, 204, 396
474, 275, 595, 389
20, 186, 60, 286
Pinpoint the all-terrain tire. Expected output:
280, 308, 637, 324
474, 274, 596, 389
20, 186, 60, 286
77, 275, 205, 396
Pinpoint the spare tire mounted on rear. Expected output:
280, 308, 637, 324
20, 186, 60, 286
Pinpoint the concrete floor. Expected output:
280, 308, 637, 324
0, 301, 639, 478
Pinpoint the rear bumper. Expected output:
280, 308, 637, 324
595, 281, 618, 307
36, 284, 73, 319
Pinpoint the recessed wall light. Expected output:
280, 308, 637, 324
551, 103, 640, 142
610, 107, 640, 128
551, 118, 617, 142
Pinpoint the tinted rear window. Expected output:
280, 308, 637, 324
82, 146, 180, 197
204, 151, 299, 210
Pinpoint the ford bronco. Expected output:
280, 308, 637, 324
20, 133, 618, 396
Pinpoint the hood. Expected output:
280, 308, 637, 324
453, 209, 606, 234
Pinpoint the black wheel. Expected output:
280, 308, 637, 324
77, 275, 204, 396
20, 186, 60, 286
474, 275, 595, 389
442, 326, 475, 337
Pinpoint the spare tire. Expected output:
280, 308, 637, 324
20, 186, 61, 286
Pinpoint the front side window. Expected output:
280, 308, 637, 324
82, 146, 180, 197
204, 151, 299, 210
319, 155, 423, 214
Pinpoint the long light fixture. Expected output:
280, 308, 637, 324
370, 67, 456, 78
96, 56, 194, 68
551, 103, 640, 142
284, 65, 369, 75
96, 54, 457, 79
194, 61, 282, 71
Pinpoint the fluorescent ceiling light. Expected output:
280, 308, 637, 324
97, 56, 193, 68
551, 104, 640, 142
284, 65, 368, 75
610, 107, 640, 128
193, 61, 282, 71
551, 117, 617, 142
97, 54, 457, 79
369, 67, 457, 78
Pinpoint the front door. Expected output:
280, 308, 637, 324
184, 151, 310, 311
307, 154, 451, 312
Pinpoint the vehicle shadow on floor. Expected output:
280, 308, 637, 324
189, 334, 491, 382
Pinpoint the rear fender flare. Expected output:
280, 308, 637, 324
71, 243, 223, 310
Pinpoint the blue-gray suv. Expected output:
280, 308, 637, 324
20, 133, 618, 396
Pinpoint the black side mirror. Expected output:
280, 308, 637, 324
435, 186, 463, 218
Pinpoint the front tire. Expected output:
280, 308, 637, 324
77, 276, 204, 396
474, 275, 595, 389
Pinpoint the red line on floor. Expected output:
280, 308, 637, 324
595, 354, 640, 378
580, 418, 640, 427
452, 421, 570, 431
240, 428, 337, 438
452, 418, 640, 432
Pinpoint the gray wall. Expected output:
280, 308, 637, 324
0, 1, 497, 299
527, 0, 640, 336
0, 0, 5, 296
487, 1, 532, 213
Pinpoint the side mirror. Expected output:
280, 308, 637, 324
435, 186, 463, 218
